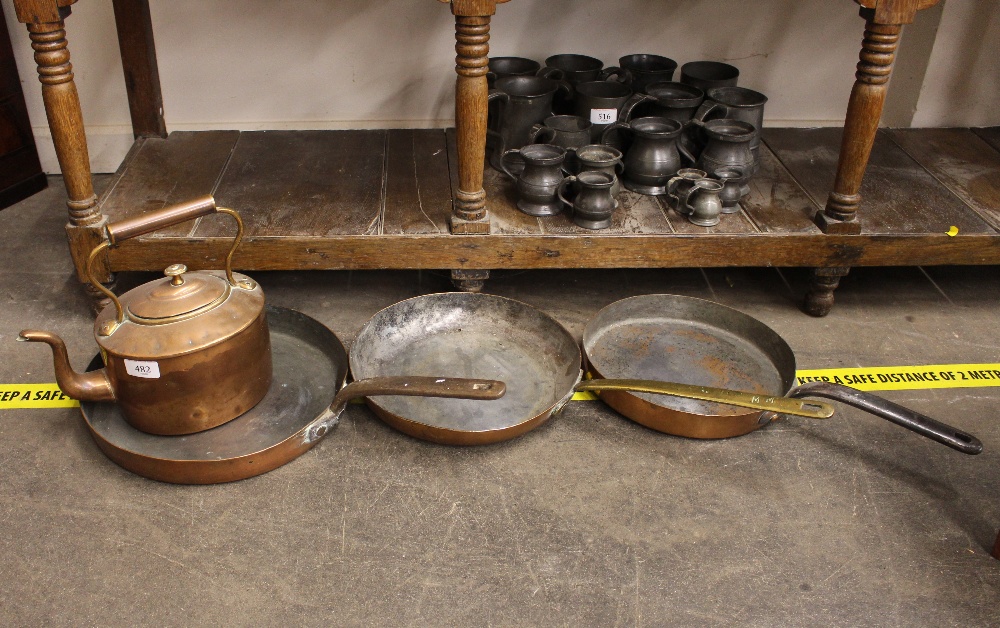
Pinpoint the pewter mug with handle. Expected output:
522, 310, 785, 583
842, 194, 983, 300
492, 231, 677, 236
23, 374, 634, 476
711, 166, 750, 214
685, 118, 757, 176
601, 117, 684, 196
567, 144, 625, 198
610, 54, 678, 93
695, 86, 768, 157
619, 81, 705, 125
575, 80, 634, 143
558, 170, 619, 230
499, 144, 569, 217
666, 168, 708, 214
684, 179, 725, 227
528, 115, 593, 151
680, 61, 740, 91
488, 76, 572, 173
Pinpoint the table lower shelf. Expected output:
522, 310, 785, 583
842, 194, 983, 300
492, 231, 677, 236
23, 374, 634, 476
97, 126, 1000, 272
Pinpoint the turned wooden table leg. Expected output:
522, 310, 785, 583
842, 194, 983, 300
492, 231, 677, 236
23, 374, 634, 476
449, 14, 491, 292
804, 267, 851, 317
16, 2, 111, 312
450, 14, 490, 235
808, 12, 901, 314
807, 1, 937, 316
815, 10, 903, 235
446, 0, 506, 292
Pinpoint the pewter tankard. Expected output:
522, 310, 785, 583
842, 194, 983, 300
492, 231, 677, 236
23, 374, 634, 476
575, 80, 633, 143
528, 115, 593, 151
695, 86, 768, 157
680, 61, 740, 91
609, 54, 678, 93
711, 166, 750, 214
499, 144, 569, 217
684, 179, 725, 227
487, 56, 542, 87
541, 54, 628, 114
666, 168, 708, 214
601, 116, 685, 195
685, 119, 757, 176
488, 76, 571, 172
619, 81, 705, 125
567, 144, 625, 198
558, 170, 619, 230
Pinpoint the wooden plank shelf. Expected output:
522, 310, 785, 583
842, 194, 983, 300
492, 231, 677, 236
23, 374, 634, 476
99, 127, 1000, 273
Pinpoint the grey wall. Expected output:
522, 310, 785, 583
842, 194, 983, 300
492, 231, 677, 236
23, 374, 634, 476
2, 0, 997, 173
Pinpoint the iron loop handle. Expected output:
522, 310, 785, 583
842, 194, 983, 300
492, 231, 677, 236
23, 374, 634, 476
788, 381, 983, 454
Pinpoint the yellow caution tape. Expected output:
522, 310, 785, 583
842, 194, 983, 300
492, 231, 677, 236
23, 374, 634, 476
6, 364, 1000, 410
795, 364, 1000, 391
0, 384, 79, 409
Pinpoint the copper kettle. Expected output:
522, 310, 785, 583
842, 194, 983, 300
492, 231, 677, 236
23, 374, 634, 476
19, 196, 272, 436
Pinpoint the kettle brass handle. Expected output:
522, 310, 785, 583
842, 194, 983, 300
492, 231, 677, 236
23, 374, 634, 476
105, 195, 218, 244
88, 195, 247, 332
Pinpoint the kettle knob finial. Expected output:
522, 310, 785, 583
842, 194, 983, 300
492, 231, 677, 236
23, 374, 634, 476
164, 264, 187, 286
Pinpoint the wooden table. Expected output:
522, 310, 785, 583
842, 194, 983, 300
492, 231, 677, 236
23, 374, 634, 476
9, 0, 1000, 315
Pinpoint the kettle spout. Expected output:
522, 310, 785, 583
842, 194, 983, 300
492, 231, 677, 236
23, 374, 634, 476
18, 330, 115, 402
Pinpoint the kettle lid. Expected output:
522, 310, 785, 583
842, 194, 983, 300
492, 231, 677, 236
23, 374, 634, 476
95, 266, 265, 359
125, 264, 229, 322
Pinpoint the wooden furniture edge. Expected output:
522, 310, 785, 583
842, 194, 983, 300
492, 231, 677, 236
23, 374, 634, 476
108, 232, 1000, 271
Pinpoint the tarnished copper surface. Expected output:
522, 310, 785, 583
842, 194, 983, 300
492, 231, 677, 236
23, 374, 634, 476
79, 307, 508, 484
348, 292, 823, 445
364, 401, 554, 446
105, 195, 217, 244
584, 295, 982, 451
125, 267, 230, 320
573, 379, 832, 419
587, 363, 768, 439
16, 331, 116, 402
25, 271, 272, 436
582, 294, 799, 439
80, 306, 344, 484
103, 310, 272, 435
23, 199, 272, 435
96, 270, 266, 358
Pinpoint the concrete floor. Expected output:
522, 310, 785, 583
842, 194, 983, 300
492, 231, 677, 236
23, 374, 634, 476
2, 177, 999, 626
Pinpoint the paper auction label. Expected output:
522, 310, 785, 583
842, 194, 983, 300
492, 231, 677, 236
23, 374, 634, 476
590, 109, 617, 125
124, 359, 160, 379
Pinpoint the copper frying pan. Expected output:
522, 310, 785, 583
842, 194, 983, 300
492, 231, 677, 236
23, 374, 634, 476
580, 294, 982, 454
348, 293, 834, 446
